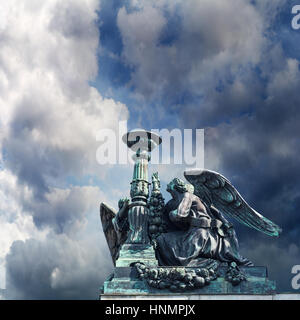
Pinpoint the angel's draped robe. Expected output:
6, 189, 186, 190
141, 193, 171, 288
155, 193, 252, 267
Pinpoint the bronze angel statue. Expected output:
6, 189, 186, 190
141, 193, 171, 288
100, 169, 282, 268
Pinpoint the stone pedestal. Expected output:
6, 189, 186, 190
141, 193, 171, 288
116, 244, 158, 267
101, 266, 276, 298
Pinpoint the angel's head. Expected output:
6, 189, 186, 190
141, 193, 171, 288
167, 178, 194, 195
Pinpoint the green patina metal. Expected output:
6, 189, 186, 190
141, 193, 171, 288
114, 131, 161, 267
101, 266, 276, 295
99, 130, 281, 298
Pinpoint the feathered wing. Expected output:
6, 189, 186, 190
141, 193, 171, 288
100, 202, 127, 265
184, 169, 282, 237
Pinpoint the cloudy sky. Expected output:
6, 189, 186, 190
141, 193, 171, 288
0, 0, 300, 299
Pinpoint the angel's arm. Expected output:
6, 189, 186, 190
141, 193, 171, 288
210, 205, 233, 229
169, 193, 193, 223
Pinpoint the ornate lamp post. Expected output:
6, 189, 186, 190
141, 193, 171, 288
115, 130, 162, 267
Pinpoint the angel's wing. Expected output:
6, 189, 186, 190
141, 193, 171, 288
100, 202, 127, 265
184, 169, 282, 237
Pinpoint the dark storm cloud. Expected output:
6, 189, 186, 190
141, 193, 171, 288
2, 0, 300, 298
3, 102, 105, 234
23, 186, 103, 234
242, 241, 300, 292
112, 0, 300, 292
201, 23, 300, 292
205, 57, 300, 238
117, 0, 265, 107
5, 234, 112, 299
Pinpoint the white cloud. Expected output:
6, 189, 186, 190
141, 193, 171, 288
5, 232, 112, 299
1, 0, 296, 298
117, 0, 265, 105
1, 0, 128, 185
0, 169, 48, 289
0, 0, 129, 297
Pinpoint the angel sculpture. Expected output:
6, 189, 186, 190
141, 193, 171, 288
100, 198, 130, 266
100, 169, 282, 269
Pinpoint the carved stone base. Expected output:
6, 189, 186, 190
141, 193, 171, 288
101, 266, 276, 297
115, 244, 158, 267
